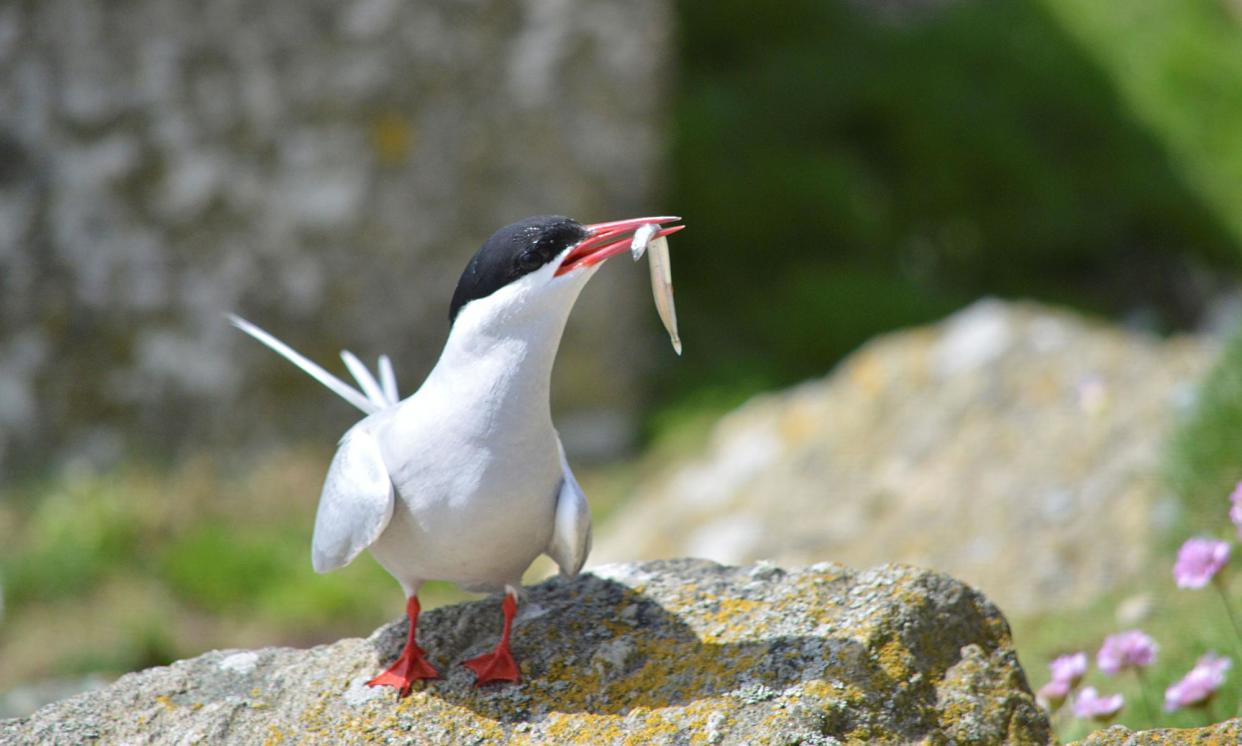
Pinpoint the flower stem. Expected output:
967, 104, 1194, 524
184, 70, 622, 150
1211, 577, 1242, 661
1050, 705, 1068, 742
1134, 668, 1156, 723
1211, 576, 1242, 717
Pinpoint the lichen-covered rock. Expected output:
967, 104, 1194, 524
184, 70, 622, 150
1074, 719, 1242, 745
0, 0, 670, 474
0, 560, 1050, 744
595, 300, 1216, 616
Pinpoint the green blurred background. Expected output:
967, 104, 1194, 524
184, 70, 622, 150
663, 0, 1242, 412
6, 0, 1242, 736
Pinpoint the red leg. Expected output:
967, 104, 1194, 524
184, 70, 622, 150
462, 592, 521, 686
368, 596, 440, 696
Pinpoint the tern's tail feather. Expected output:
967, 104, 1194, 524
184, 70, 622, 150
340, 350, 400, 409
378, 355, 398, 404
228, 314, 386, 415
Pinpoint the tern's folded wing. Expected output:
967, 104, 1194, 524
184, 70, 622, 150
311, 426, 395, 573
547, 436, 593, 578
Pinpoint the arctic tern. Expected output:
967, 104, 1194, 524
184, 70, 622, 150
230, 214, 684, 692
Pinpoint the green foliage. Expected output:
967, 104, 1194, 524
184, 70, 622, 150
1, 475, 146, 608
664, 0, 1241, 407
160, 524, 296, 613
1041, 0, 1242, 248
1166, 329, 1242, 542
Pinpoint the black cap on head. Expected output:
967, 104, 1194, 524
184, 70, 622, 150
449, 215, 588, 322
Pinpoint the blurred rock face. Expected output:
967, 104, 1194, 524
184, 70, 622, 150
0, 0, 669, 474
595, 300, 1217, 617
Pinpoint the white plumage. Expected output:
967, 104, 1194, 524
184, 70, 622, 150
230, 255, 594, 596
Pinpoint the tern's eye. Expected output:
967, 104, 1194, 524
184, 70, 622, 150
516, 250, 543, 272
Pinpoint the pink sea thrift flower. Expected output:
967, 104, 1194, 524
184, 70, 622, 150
1164, 653, 1231, 711
1097, 630, 1158, 674
1049, 652, 1088, 686
1173, 537, 1230, 589
1037, 651, 1088, 710
1036, 678, 1071, 709
1073, 687, 1124, 721
1231, 482, 1242, 539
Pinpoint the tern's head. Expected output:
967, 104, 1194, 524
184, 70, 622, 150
448, 214, 682, 334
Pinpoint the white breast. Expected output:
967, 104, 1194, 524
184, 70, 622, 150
365, 356, 563, 594
360, 261, 596, 594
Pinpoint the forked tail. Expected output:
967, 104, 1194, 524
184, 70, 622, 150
228, 314, 399, 415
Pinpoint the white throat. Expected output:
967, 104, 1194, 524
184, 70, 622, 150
423, 266, 594, 432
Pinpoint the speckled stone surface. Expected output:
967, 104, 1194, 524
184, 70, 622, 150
596, 300, 1216, 616
0, 560, 1049, 744
0, 0, 669, 472
1073, 719, 1242, 745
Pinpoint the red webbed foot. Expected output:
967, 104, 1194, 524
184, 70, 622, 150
462, 591, 522, 687
368, 644, 441, 696
368, 596, 440, 697
462, 646, 520, 686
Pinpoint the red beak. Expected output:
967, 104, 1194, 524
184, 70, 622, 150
556, 216, 685, 276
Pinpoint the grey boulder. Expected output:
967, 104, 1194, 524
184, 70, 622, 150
1, 560, 1049, 744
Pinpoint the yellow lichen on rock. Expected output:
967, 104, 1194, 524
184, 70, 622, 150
4, 560, 1050, 745
1072, 719, 1242, 745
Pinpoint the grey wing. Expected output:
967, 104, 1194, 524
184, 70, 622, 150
547, 436, 593, 578
311, 426, 395, 573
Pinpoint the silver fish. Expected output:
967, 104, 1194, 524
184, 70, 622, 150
630, 223, 659, 261
647, 235, 682, 355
